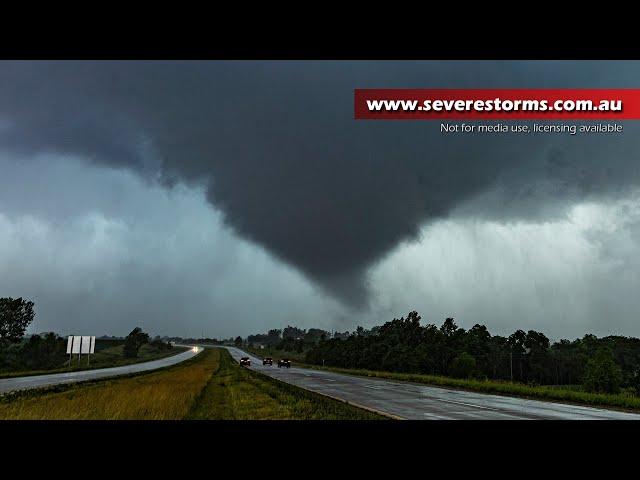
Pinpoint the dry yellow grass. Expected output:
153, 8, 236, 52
0, 349, 219, 420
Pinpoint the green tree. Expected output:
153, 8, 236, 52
440, 317, 465, 375
123, 327, 150, 358
630, 369, 640, 396
282, 326, 305, 340
0, 297, 35, 343
266, 329, 282, 345
304, 328, 329, 344
450, 352, 477, 379
234, 336, 243, 347
583, 348, 623, 394
465, 324, 492, 375
508, 329, 527, 382
19, 332, 66, 369
525, 330, 550, 384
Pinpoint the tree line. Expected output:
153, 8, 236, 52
246, 326, 333, 353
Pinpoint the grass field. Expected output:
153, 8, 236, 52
0, 343, 186, 379
0, 348, 384, 420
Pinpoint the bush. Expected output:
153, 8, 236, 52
0, 332, 66, 371
149, 339, 172, 350
450, 352, 476, 379
0, 342, 22, 370
583, 348, 623, 394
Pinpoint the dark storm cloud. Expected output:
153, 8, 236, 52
2, 61, 640, 306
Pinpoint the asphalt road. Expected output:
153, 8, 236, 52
0, 347, 203, 395
223, 346, 640, 420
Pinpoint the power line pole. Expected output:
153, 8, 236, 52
510, 349, 513, 382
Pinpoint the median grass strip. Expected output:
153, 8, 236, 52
186, 348, 384, 420
0, 348, 384, 420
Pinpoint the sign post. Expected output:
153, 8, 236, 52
66, 335, 96, 367
66, 336, 74, 368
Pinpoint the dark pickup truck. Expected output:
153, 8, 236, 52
278, 359, 291, 368
263, 357, 273, 366
239, 357, 251, 367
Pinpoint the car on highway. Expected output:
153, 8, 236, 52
263, 357, 273, 366
239, 357, 251, 367
278, 358, 291, 368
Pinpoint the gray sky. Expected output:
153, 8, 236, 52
1, 61, 640, 339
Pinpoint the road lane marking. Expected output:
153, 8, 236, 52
429, 397, 504, 412
365, 384, 387, 390
423, 412, 453, 420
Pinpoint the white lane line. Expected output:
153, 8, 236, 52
434, 397, 501, 411
365, 384, 386, 390
423, 412, 453, 420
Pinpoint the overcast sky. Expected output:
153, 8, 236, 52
1, 60, 640, 340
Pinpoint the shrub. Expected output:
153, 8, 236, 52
149, 339, 172, 351
450, 352, 476, 379
583, 348, 623, 394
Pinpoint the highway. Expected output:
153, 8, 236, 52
0, 347, 203, 395
223, 346, 640, 420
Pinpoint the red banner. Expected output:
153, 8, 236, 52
354, 89, 640, 120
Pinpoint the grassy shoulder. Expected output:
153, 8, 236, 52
0, 348, 384, 420
0, 343, 187, 380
